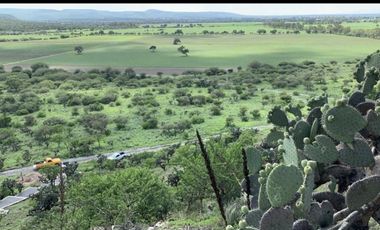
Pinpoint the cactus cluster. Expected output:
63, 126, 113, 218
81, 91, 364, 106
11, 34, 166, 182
227, 52, 380, 230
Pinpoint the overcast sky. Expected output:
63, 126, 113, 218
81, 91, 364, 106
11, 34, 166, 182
1, 4, 380, 16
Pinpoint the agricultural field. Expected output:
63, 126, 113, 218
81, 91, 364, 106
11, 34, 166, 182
1, 33, 380, 72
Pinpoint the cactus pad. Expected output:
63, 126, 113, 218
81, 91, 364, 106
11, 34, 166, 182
259, 207, 293, 230
309, 118, 319, 141
291, 120, 311, 150
245, 146, 263, 175
303, 135, 339, 164
307, 94, 328, 110
240, 174, 260, 198
362, 68, 379, 95
266, 164, 303, 207
348, 91, 365, 107
263, 128, 284, 148
285, 104, 302, 118
366, 110, 380, 136
306, 107, 322, 125
321, 103, 367, 143
354, 62, 365, 83
312, 192, 346, 211
346, 175, 380, 210
338, 138, 375, 167
267, 106, 289, 127
258, 165, 274, 211
292, 219, 314, 230
281, 135, 299, 166
356, 100, 376, 115
366, 51, 380, 69
308, 201, 334, 228
298, 160, 316, 216
245, 209, 263, 228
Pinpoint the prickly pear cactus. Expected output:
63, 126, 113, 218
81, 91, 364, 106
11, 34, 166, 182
285, 104, 302, 118
348, 91, 365, 107
258, 164, 274, 211
303, 135, 338, 164
307, 94, 328, 110
307, 200, 334, 228
267, 106, 289, 127
240, 174, 260, 203
337, 138, 375, 167
245, 209, 263, 228
309, 118, 319, 141
362, 67, 379, 95
346, 175, 380, 210
259, 207, 293, 230
266, 164, 303, 208
296, 160, 317, 217
263, 128, 284, 148
290, 120, 310, 150
312, 192, 346, 211
321, 100, 367, 143
245, 146, 263, 175
356, 100, 376, 115
279, 134, 299, 166
366, 50, 380, 69
306, 107, 322, 125
366, 109, 380, 136
292, 219, 314, 230
354, 61, 365, 83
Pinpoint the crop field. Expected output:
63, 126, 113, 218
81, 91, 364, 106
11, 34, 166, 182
2, 33, 380, 71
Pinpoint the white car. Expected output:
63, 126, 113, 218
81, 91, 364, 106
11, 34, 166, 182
107, 151, 128, 161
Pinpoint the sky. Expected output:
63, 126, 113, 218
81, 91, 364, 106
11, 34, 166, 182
0, 4, 380, 16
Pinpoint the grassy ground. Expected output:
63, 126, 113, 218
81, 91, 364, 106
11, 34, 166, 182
2, 34, 380, 70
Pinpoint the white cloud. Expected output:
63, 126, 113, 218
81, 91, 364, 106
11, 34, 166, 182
0, 4, 380, 15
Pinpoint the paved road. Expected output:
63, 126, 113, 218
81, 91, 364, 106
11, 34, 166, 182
0, 187, 39, 209
0, 125, 272, 177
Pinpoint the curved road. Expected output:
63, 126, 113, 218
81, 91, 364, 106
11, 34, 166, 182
0, 125, 272, 177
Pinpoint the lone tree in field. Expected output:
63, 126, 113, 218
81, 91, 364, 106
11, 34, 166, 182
74, 46, 83, 55
173, 38, 181, 45
174, 29, 183, 36
257, 29, 267, 34
177, 45, 189, 57
149, 45, 157, 52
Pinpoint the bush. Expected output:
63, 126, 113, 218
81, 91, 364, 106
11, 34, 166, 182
191, 116, 205, 124
67, 167, 172, 226
210, 105, 222, 116
114, 116, 128, 130
81, 95, 98, 105
161, 120, 192, 136
31, 63, 49, 72
37, 111, 46, 118
88, 103, 104, 112
99, 91, 118, 104
11, 66, 22, 73
142, 117, 158, 129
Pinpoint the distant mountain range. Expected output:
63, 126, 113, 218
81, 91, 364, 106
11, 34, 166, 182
0, 9, 254, 23
0, 8, 379, 24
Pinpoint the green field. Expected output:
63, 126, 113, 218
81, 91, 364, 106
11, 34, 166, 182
1, 33, 380, 70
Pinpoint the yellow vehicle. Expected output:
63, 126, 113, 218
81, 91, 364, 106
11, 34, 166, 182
33, 157, 62, 171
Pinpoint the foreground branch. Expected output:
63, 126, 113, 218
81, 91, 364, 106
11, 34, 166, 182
242, 148, 251, 210
196, 129, 227, 226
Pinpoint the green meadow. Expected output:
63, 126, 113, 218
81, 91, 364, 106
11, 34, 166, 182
2, 33, 380, 70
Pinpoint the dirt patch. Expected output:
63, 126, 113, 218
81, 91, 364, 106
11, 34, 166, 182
17, 172, 42, 187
